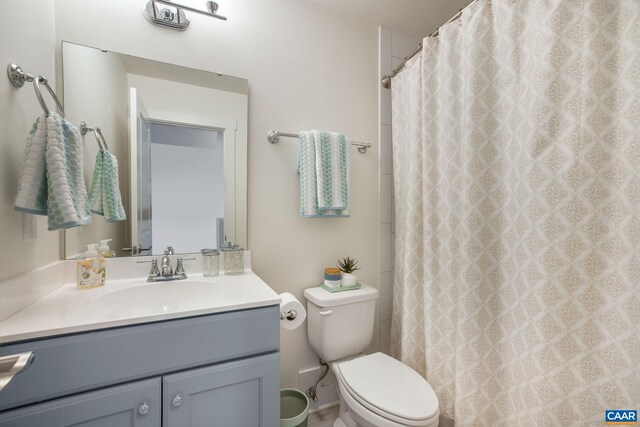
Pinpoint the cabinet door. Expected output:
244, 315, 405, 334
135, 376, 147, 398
0, 378, 160, 427
164, 352, 279, 427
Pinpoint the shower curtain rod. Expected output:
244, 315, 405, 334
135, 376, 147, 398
381, 0, 479, 88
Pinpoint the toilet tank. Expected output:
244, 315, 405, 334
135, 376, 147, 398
304, 284, 378, 362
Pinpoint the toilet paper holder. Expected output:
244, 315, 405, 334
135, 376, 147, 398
280, 310, 297, 321
279, 292, 305, 330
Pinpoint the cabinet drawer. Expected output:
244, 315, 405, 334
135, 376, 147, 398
0, 378, 160, 427
0, 306, 279, 411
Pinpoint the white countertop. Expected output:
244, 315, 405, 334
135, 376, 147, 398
0, 272, 280, 344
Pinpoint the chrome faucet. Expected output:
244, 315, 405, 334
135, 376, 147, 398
140, 246, 194, 282
161, 248, 173, 277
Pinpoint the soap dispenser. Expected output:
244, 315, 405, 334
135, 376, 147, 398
97, 239, 116, 258
77, 244, 106, 289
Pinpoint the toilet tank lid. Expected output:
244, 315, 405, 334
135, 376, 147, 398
304, 283, 377, 307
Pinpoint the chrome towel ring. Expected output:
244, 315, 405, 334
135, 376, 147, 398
80, 121, 110, 152
94, 128, 110, 152
32, 75, 66, 119
7, 63, 66, 118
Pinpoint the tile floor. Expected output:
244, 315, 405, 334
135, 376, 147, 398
307, 406, 339, 427
308, 418, 336, 427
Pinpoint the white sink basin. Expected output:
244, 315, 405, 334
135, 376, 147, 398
93, 280, 221, 310
0, 270, 281, 344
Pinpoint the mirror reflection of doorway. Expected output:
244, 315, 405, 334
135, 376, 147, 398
146, 122, 225, 253
63, 43, 248, 259
130, 88, 231, 256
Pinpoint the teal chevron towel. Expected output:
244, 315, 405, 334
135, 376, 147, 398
89, 149, 126, 223
297, 130, 350, 218
15, 113, 92, 230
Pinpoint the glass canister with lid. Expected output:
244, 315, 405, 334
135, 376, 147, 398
201, 249, 220, 277
220, 242, 244, 275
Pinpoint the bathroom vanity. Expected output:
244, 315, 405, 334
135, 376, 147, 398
0, 37, 278, 426
0, 271, 280, 427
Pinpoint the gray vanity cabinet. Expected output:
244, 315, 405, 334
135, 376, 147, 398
0, 378, 161, 427
0, 306, 280, 427
163, 353, 279, 426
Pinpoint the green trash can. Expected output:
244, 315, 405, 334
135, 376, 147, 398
280, 388, 309, 427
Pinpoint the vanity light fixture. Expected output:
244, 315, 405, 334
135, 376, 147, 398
143, 0, 227, 31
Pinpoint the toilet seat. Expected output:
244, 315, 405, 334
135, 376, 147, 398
334, 353, 439, 426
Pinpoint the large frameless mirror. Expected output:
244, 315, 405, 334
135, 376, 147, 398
62, 41, 248, 258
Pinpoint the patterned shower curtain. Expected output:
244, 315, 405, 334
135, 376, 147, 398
390, 0, 640, 425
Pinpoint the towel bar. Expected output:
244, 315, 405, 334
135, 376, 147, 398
267, 130, 371, 154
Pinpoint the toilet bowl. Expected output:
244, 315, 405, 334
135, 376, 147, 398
304, 284, 440, 427
332, 353, 439, 427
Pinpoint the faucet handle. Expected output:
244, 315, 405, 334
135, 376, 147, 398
149, 259, 160, 277
174, 257, 196, 279
137, 258, 160, 281
175, 258, 186, 276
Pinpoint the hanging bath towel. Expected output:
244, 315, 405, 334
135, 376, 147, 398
15, 113, 91, 230
297, 130, 350, 218
88, 149, 126, 223
14, 117, 48, 215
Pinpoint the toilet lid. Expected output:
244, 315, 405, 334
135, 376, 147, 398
337, 352, 439, 422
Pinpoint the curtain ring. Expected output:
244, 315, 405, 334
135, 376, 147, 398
32, 75, 66, 119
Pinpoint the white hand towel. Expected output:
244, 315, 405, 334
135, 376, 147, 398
15, 113, 92, 230
14, 117, 48, 215
89, 149, 127, 223
314, 130, 350, 211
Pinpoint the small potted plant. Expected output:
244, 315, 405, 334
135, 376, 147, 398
338, 257, 360, 287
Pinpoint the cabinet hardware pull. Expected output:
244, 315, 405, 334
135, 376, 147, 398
138, 402, 150, 416
0, 351, 35, 393
172, 394, 183, 407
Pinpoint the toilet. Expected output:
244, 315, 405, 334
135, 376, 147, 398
304, 284, 440, 427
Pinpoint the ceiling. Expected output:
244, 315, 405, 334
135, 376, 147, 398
307, 0, 472, 40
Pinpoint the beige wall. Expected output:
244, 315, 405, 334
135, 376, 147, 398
0, 1, 59, 284
62, 43, 129, 258
54, 0, 380, 389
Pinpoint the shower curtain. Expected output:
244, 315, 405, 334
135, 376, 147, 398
390, 0, 640, 425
